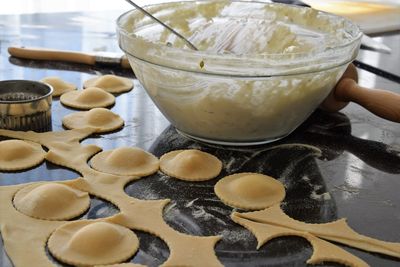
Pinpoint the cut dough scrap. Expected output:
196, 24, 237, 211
90, 147, 159, 176
231, 214, 369, 267
46, 142, 102, 175
0, 140, 45, 171
1, 125, 399, 267
160, 149, 222, 181
60, 87, 115, 109
84, 75, 133, 94
62, 108, 124, 133
48, 220, 139, 266
13, 183, 90, 220
95, 264, 147, 267
214, 173, 285, 210
41, 76, 77, 97
0, 128, 97, 146
234, 205, 400, 259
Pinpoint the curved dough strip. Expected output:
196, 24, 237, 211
160, 149, 222, 181
45, 141, 102, 175
108, 200, 223, 267
0, 128, 96, 147
234, 205, 400, 258
95, 264, 147, 267
48, 220, 139, 266
84, 75, 133, 94
231, 214, 368, 267
0, 140, 45, 171
41, 76, 77, 97
13, 182, 90, 220
62, 108, 124, 133
60, 87, 115, 109
214, 173, 285, 210
90, 147, 159, 176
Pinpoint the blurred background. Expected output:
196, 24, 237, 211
1, 0, 399, 14
1, 0, 154, 14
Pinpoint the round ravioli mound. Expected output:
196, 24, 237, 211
160, 149, 222, 181
62, 108, 124, 133
214, 172, 285, 210
83, 75, 133, 94
90, 147, 159, 176
48, 220, 139, 266
60, 87, 115, 109
94, 264, 147, 267
0, 140, 46, 171
41, 76, 77, 97
13, 183, 90, 220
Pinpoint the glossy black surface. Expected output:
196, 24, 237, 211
0, 9, 399, 267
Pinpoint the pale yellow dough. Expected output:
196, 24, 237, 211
233, 204, 400, 259
48, 220, 139, 266
62, 108, 124, 133
40, 76, 77, 97
46, 141, 102, 175
214, 173, 285, 210
1, 128, 223, 266
13, 182, 90, 220
84, 75, 133, 94
1, 119, 399, 267
95, 264, 147, 267
160, 149, 222, 181
60, 87, 115, 109
0, 140, 45, 171
90, 147, 159, 176
231, 214, 369, 267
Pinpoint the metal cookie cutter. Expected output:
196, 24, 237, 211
0, 80, 53, 132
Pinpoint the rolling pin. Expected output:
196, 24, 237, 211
321, 63, 400, 123
8, 46, 131, 68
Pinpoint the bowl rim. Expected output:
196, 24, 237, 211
116, 0, 363, 77
0, 80, 53, 104
122, 47, 356, 79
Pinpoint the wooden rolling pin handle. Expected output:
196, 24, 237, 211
8, 47, 96, 65
121, 56, 131, 69
335, 78, 400, 123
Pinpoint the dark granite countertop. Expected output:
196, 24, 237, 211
0, 8, 399, 267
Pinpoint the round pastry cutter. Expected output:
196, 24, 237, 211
0, 80, 53, 132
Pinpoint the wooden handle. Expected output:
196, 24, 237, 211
335, 78, 400, 122
8, 46, 96, 65
121, 56, 131, 69
320, 64, 358, 112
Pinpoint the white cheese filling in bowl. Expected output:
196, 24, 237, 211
117, 0, 362, 145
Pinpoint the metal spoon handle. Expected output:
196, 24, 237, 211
124, 0, 198, 51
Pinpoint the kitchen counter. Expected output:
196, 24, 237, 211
0, 8, 399, 267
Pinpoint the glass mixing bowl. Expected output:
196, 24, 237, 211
117, 0, 362, 145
